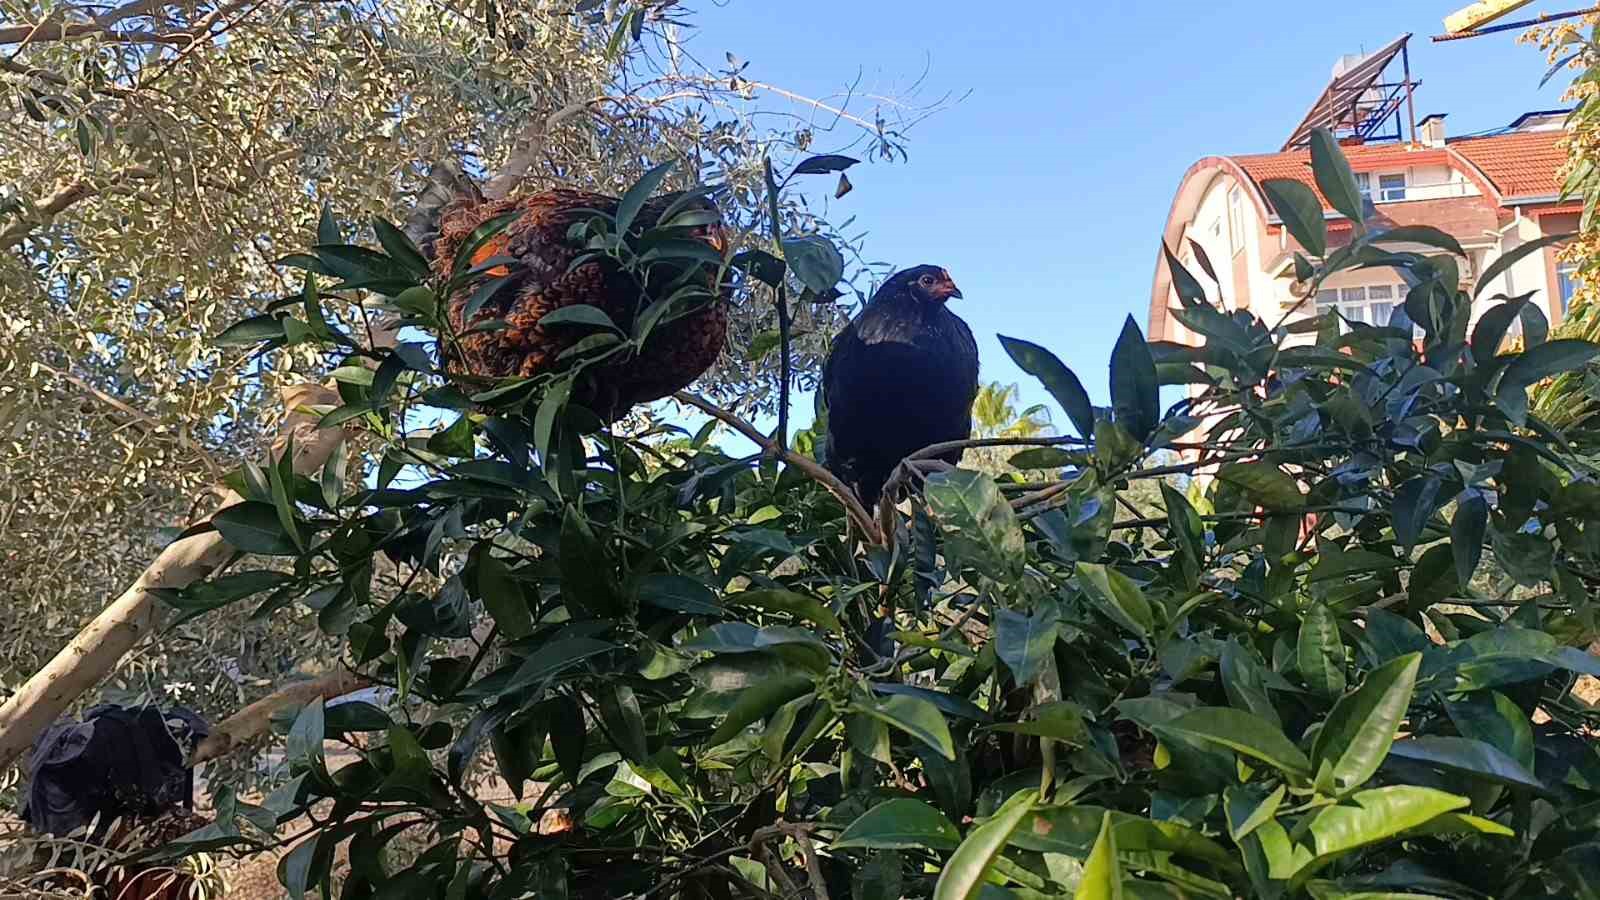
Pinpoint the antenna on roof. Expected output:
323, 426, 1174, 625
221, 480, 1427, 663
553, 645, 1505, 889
1436, 2, 1600, 42
1282, 34, 1420, 151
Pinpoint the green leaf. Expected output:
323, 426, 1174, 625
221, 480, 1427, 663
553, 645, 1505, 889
832, 798, 961, 851
1261, 179, 1327, 258
926, 469, 1026, 581
999, 335, 1096, 440
1156, 707, 1311, 778
560, 506, 623, 617
707, 675, 813, 747
1009, 447, 1087, 470
856, 693, 956, 761
490, 717, 541, 799
372, 216, 430, 277
1370, 225, 1464, 256
1109, 316, 1159, 442
1310, 652, 1421, 796
538, 303, 620, 331
1475, 232, 1574, 298
596, 684, 650, 762
1385, 736, 1547, 794
1471, 294, 1537, 362
215, 314, 288, 346
636, 574, 723, 615
729, 588, 841, 634
1301, 786, 1469, 869
852, 850, 904, 900
213, 502, 301, 556
791, 154, 860, 176
995, 605, 1060, 686
324, 701, 391, 734
1391, 476, 1442, 555
286, 698, 326, 772
317, 203, 339, 245
1225, 784, 1287, 842
473, 547, 531, 637
320, 448, 346, 510
615, 160, 674, 234
680, 623, 831, 672
277, 834, 322, 900
1076, 563, 1153, 639
1497, 339, 1600, 423
1221, 639, 1281, 728
1075, 811, 1123, 900
162, 570, 294, 626
270, 435, 300, 554
1162, 243, 1209, 307
448, 211, 523, 286
500, 638, 615, 694
1163, 482, 1205, 569
1445, 691, 1534, 771
932, 790, 1037, 900
1451, 491, 1488, 585
988, 701, 1090, 744
871, 684, 992, 723
1310, 127, 1365, 224
382, 723, 433, 796
548, 695, 585, 785
781, 234, 845, 294
1218, 462, 1303, 511
1298, 603, 1348, 697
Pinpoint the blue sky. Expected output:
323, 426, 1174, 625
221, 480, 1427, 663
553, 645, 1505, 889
680, 0, 1569, 435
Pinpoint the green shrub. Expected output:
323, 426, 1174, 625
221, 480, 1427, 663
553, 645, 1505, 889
171, 133, 1600, 899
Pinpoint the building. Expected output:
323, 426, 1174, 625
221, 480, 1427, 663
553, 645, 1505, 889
1147, 35, 1577, 347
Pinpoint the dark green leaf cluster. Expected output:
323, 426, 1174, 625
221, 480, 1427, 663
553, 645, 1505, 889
176, 134, 1600, 898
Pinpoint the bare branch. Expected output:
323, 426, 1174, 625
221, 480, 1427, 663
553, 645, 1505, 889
673, 391, 883, 545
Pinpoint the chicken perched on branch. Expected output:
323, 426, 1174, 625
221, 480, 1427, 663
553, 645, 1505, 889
428, 180, 730, 420
822, 265, 979, 508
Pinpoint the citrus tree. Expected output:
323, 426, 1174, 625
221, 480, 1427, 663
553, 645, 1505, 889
153, 125, 1600, 899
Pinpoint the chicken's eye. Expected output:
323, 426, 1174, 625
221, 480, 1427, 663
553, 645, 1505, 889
918, 275, 934, 287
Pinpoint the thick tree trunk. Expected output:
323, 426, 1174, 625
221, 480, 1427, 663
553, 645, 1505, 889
0, 383, 346, 768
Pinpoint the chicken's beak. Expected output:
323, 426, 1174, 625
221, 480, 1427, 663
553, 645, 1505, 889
938, 281, 963, 301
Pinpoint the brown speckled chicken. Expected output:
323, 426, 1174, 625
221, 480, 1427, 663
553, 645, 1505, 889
430, 186, 730, 420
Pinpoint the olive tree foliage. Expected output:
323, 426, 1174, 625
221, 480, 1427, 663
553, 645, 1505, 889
165, 131, 1600, 898
0, 0, 934, 757
1527, 15, 1600, 432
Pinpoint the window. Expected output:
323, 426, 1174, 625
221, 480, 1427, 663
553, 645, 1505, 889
1228, 186, 1245, 256
1355, 172, 1372, 201
1314, 284, 1405, 330
1559, 262, 1579, 314
1378, 173, 1407, 202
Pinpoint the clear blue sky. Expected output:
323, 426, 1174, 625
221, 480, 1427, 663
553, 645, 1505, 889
681, 1, 1569, 433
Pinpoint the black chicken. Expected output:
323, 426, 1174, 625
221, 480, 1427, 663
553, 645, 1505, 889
822, 265, 979, 508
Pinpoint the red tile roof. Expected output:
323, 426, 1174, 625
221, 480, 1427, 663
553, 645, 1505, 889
1227, 129, 1566, 212
1450, 130, 1567, 200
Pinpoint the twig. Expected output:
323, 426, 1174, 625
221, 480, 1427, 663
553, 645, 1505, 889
674, 391, 882, 545
907, 433, 1088, 462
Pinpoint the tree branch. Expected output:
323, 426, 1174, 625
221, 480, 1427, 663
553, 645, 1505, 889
190, 671, 372, 766
0, 381, 360, 769
673, 391, 882, 545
